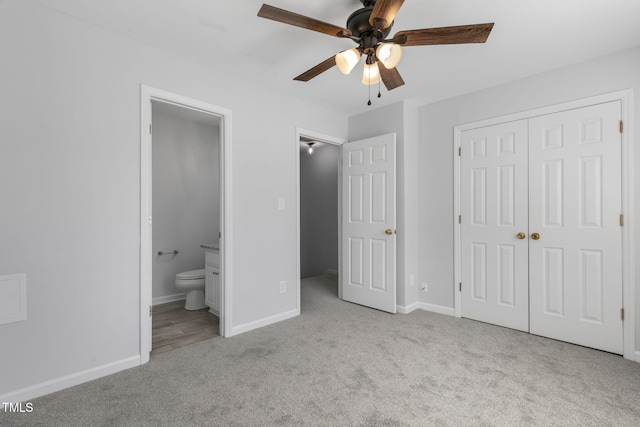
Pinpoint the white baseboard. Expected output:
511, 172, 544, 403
396, 301, 422, 314
229, 309, 299, 337
0, 355, 141, 403
396, 302, 455, 316
152, 293, 185, 306
419, 302, 455, 316
635, 351, 640, 363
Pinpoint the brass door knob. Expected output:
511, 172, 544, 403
516, 232, 526, 240
385, 229, 394, 235
531, 232, 540, 240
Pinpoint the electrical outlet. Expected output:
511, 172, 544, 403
421, 282, 428, 293
280, 280, 286, 294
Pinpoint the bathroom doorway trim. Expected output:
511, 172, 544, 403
295, 127, 346, 313
140, 85, 233, 363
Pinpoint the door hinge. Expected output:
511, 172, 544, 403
458, 147, 462, 157
149, 123, 152, 135
458, 215, 462, 224
619, 120, 623, 134
149, 305, 153, 316
458, 282, 462, 292
149, 216, 152, 225
620, 214, 624, 227
621, 308, 625, 321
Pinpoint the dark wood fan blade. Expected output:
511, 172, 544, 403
377, 61, 405, 91
369, 0, 405, 30
393, 23, 494, 46
258, 4, 351, 38
294, 56, 337, 82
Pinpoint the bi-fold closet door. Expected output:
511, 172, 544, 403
460, 101, 623, 354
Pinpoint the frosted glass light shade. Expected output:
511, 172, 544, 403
361, 62, 381, 85
376, 43, 402, 69
335, 48, 361, 75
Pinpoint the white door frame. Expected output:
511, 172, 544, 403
140, 85, 233, 363
295, 127, 346, 313
453, 89, 635, 360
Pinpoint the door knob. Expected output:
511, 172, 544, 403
516, 232, 526, 240
531, 232, 540, 240
385, 229, 394, 235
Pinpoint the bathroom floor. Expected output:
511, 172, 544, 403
151, 300, 219, 355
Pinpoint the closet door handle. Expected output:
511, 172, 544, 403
531, 232, 540, 240
516, 232, 526, 240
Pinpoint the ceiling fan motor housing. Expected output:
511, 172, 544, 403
346, 6, 393, 39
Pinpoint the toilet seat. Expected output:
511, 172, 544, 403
176, 269, 205, 280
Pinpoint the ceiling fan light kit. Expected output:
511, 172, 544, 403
336, 48, 362, 75
376, 42, 402, 69
362, 61, 381, 86
258, 0, 494, 105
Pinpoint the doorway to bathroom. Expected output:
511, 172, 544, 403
140, 86, 232, 363
150, 101, 220, 354
296, 128, 345, 313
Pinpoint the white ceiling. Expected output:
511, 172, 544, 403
30, 0, 640, 116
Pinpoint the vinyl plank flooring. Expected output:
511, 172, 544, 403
151, 300, 219, 355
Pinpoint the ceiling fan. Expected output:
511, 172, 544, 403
258, 0, 494, 104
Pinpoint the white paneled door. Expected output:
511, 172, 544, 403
342, 134, 396, 313
460, 120, 530, 332
460, 101, 623, 354
528, 102, 622, 353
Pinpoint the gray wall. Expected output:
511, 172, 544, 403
300, 144, 339, 278
152, 105, 219, 302
417, 46, 640, 349
0, 0, 346, 398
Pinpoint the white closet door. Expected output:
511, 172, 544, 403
460, 120, 529, 331
528, 101, 623, 354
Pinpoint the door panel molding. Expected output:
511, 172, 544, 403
454, 89, 634, 360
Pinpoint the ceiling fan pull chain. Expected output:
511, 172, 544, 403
367, 72, 372, 105
377, 80, 381, 98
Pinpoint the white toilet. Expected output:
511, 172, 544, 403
175, 269, 207, 310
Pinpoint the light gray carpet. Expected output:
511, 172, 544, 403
2, 274, 640, 426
